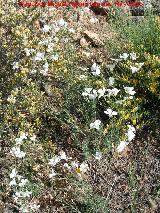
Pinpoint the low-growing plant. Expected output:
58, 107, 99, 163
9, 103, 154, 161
0, 2, 160, 213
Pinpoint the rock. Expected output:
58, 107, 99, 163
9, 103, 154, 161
80, 37, 89, 48
89, 5, 109, 16
72, 32, 81, 41
83, 30, 103, 46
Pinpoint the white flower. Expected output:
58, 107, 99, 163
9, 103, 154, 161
15, 138, 23, 145
128, 125, 136, 132
39, 38, 51, 46
19, 206, 29, 213
10, 168, 17, 179
90, 17, 99, 23
19, 179, 28, 187
127, 125, 136, 142
53, 37, 59, 42
40, 62, 49, 76
119, 53, 129, 60
115, 99, 124, 104
9, 178, 17, 186
20, 132, 27, 140
106, 63, 116, 71
12, 62, 19, 70
127, 130, 135, 142
49, 169, 57, 178
29, 204, 40, 211
15, 192, 21, 198
53, 25, 60, 32
34, 52, 45, 61
50, 54, 59, 61
82, 88, 92, 96
63, 163, 71, 170
130, 65, 140, 74
71, 161, 79, 169
24, 48, 31, 56
130, 62, 143, 73
90, 119, 101, 130
82, 88, 98, 100
57, 18, 67, 27
124, 86, 136, 95
43, 62, 49, 70
17, 175, 23, 180
7, 95, 16, 104
68, 28, 75, 33
135, 62, 144, 69
117, 141, 128, 153
109, 77, 115, 86
106, 88, 120, 97
83, 7, 90, 12
79, 162, 89, 173
48, 156, 61, 166
42, 24, 51, 32
88, 89, 98, 100
13, 194, 19, 203
47, 43, 54, 52
95, 151, 102, 160
40, 70, 48, 76
130, 52, 137, 60
15, 133, 27, 145
137, 62, 144, 67
30, 69, 37, 74
97, 88, 106, 98
104, 108, 118, 117
59, 151, 67, 160
128, 96, 133, 99
79, 75, 88, 80
22, 191, 32, 197
24, 48, 35, 56
30, 134, 36, 141
10, 147, 26, 158
91, 63, 101, 76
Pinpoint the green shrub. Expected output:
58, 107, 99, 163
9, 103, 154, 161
0, 2, 159, 212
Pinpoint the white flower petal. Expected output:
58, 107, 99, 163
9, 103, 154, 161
95, 151, 102, 160
120, 53, 129, 60
42, 25, 51, 32
117, 141, 128, 153
130, 65, 139, 73
90, 119, 101, 130
124, 87, 136, 95
9, 178, 17, 186
79, 162, 89, 173
106, 63, 116, 72
130, 52, 137, 60
97, 88, 106, 98
108, 77, 115, 86
10, 168, 17, 179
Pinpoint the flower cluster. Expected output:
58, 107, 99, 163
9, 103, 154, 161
48, 151, 89, 178
81, 52, 139, 154
9, 168, 32, 203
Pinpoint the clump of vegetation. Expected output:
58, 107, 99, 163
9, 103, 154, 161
0, 2, 159, 213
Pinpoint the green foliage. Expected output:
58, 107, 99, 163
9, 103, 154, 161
110, 13, 160, 56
